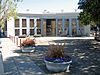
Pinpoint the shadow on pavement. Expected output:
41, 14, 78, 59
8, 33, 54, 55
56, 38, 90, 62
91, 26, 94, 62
22, 39, 100, 75
3, 39, 100, 75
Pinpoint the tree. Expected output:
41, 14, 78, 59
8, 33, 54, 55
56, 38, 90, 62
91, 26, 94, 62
0, 0, 22, 26
78, 0, 100, 26
78, 0, 100, 36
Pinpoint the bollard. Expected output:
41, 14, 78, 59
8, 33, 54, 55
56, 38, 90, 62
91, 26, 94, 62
0, 51, 4, 75
17, 38, 18, 46
20, 39, 21, 48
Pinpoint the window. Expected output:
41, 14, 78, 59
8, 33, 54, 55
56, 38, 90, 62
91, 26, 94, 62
15, 19, 19, 27
30, 19, 34, 27
22, 29, 27, 35
22, 19, 26, 27
37, 28, 41, 34
37, 19, 41, 34
58, 19, 62, 34
37, 19, 41, 27
30, 29, 34, 35
15, 29, 20, 36
72, 18, 77, 28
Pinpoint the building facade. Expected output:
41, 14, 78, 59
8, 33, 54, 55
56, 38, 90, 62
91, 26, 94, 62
6, 12, 90, 37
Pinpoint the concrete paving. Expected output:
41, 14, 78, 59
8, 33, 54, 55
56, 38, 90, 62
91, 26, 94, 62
0, 38, 46, 75
0, 37, 98, 75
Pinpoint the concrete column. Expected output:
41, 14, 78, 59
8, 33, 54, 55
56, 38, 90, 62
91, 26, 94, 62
41, 18, 44, 36
69, 18, 72, 36
62, 19, 65, 34
27, 18, 30, 36
56, 18, 58, 36
34, 18, 37, 35
19, 18, 22, 35
76, 19, 79, 35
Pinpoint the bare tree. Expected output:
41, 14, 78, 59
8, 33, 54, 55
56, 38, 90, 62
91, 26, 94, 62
0, 0, 22, 26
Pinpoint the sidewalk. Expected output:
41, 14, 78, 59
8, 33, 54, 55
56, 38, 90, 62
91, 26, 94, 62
0, 38, 46, 75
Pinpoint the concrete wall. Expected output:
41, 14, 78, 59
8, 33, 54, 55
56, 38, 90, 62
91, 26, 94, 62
80, 25, 90, 36
7, 17, 15, 37
0, 52, 4, 75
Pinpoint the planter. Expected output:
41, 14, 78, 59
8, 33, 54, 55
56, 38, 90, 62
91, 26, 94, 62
44, 59, 72, 72
21, 46, 35, 52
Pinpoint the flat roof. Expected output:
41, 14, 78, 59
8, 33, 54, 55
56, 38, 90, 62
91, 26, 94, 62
18, 12, 79, 18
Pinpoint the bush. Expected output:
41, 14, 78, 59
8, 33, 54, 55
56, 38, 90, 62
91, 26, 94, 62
45, 43, 71, 63
21, 38, 35, 47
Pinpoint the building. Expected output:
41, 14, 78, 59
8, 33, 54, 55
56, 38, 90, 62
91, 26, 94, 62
6, 12, 90, 37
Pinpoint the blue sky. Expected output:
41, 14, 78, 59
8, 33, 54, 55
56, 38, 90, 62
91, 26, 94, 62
17, 0, 80, 13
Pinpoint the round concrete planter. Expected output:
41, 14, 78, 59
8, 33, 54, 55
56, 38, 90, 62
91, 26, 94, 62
21, 46, 35, 52
44, 59, 72, 72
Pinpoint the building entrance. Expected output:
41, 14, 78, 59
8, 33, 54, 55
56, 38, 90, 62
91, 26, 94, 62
46, 19, 56, 36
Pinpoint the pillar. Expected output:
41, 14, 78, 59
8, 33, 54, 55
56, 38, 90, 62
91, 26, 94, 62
27, 18, 30, 36
19, 18, 22, 35
34, 18, 37, 35
62, 19, 65, 34
41, 18, 44, 36
69, 18, 72, 36
76, 19, 79, 35
56, 18, 58, 36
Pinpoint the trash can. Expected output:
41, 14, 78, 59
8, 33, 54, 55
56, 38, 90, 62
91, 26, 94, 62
0, 51, 4, 75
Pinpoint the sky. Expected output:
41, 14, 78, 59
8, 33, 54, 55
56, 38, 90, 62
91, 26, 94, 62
17, 0, 80, 14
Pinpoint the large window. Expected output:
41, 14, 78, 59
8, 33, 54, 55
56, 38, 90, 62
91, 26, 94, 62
58, 19, 62, 35
72, 18, 77, 28
65, 19, 69, 34
22, 29, 27, 35
15, 19, 19, 27
30, 19, 34, 27
37, 19, 41, 27
22, 19, 26, 27
30, 29, 34, 35
72, 18, 77, 35
37, 19, 41, 34
15, 29, 20, 36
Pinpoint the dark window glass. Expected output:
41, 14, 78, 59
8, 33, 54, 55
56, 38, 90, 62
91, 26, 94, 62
22, 19, 26, 27
15, 29, 20, 36
30, 29, 34, 35
15, 19, 19, 27
30, 19, 34, 27
22, 29, 27, 35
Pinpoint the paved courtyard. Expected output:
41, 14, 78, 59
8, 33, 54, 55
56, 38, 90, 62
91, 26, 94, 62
23, 38, 100, 75
0, 37, 100, 75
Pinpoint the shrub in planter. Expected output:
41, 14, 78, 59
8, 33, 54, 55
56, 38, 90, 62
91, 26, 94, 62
44, 43, 72, 72
21, 38, 36, 52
